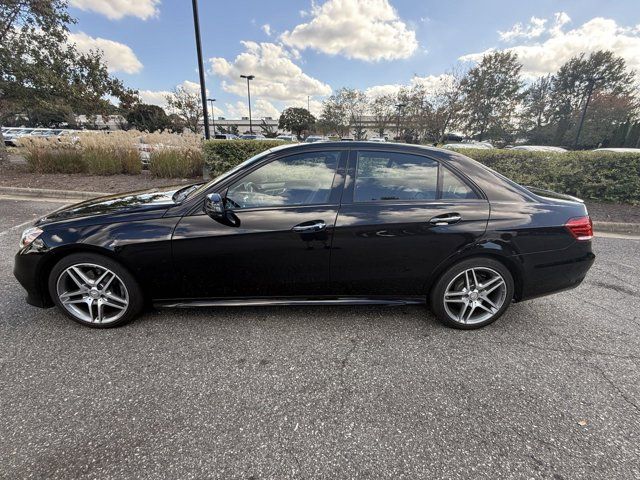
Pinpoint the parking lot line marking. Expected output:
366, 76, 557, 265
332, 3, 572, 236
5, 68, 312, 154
0, 195, 70, 203
0, 219, 37, 237
596, 232, 640, 241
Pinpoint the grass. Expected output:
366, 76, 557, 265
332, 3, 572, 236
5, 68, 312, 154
150, 148, 204, 178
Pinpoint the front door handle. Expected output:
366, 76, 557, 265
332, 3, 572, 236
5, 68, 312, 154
429, 213, 462, 225
293, 220, 326, 232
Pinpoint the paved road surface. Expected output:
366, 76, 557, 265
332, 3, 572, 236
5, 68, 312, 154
1, 197, 638, 479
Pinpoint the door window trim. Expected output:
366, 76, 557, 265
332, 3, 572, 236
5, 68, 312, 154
187, 148, 348, 216
341, 149, 485, 205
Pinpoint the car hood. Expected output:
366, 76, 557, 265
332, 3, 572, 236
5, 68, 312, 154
36, 185, 187, 226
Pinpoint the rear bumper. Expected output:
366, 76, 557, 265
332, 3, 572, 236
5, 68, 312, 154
516, 241, 595, 301
14, 252, 54, 308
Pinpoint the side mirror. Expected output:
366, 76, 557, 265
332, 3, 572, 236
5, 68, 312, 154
204, 192, 225, 218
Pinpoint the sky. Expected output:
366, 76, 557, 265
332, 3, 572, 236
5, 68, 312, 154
66, 0, 640, 119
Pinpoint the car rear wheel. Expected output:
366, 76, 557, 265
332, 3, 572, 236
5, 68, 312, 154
48, 253, 144, 328
430, 258, 514, 329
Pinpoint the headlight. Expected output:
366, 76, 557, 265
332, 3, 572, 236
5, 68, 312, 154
20, 227, 43, 249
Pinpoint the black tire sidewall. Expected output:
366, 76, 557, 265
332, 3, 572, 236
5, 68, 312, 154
430, 257, 514, 330
48, 252, 144, 328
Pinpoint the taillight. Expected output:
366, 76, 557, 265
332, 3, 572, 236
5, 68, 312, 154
565, 216, 593, 241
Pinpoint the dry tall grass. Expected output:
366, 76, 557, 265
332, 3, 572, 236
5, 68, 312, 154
20, 130, 203, 177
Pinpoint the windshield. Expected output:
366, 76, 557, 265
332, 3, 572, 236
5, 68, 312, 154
185, 144, 296, 200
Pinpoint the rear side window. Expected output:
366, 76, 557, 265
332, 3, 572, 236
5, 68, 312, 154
355, 151, 438, 202
442, 167, 478, 199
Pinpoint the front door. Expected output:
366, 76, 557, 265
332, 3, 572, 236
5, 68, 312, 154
171, 149, 346, 299
329, 149, 490, 296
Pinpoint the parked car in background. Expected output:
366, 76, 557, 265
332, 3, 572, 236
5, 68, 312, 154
239, 134, 266, 140
341, 137, 355, 141
214, 134, 239, 140
593, 148, 640, 153
443, 142, 493, 150
276, 134, 298, 142
304, 135, 328, 143
509, 145, 568, 152
15, 142, 594, 330
369, 137, 387, 143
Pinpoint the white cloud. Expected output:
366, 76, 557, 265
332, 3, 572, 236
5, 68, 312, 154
365, 74, 454, 99
460, 13, 640, 78
224, 99, 280, 119
69, 0, 160, 20
139, 81, 224, 117
68, 31, 143, 74
262, 24, 272, 36
499, 16, 547, 42
280, 0, 418, 62
209, 41, 332, 104
139, 89, 171, 107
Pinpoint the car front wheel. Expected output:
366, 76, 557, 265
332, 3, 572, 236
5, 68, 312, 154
48, 253, 144, 328
430, 258, 514, 329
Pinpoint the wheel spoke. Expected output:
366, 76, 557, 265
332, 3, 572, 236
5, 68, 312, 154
97, 301, 104, 322
476, 302, 494, 314
445, 291, 466, 298
102, 299, 127, 311
104, 291, 127, 307
71, 266, 94, 286
445, 298, 466, 304
66, 268, 86, 288
464, 271, 471, 290
59, 289, 85, 300
471, 268, 478, 289
87, 298, 95, 322
480, 275, 501, 290
458, 301, 469, 322
482, 296, 499, 310
485, 279, 505, 295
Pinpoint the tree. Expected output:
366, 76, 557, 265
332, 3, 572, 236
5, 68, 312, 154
369, 94, 396, 138
549, 51, 636, 147
260, 119, 278, 138
125, 104, 170, 132
278, 107, 315, 139
0, 0, 137, 160
319, 92, 349, 137
519, 75, 554, 144
460, 51, 523, 143
166, 85, 202, 133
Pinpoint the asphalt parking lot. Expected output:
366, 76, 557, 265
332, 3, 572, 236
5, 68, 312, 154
1, 197, 639, 479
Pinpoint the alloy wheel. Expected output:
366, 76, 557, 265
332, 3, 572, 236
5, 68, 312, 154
443, 266, 507, 325
56, 263, 129, 324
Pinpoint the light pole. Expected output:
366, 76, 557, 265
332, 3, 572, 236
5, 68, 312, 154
191, 0, 209, 140
240, 74, 255, 133
395, 103, 406, 140
207, 98, 217, 135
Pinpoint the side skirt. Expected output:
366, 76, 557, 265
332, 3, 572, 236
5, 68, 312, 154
154, 296, 426, 308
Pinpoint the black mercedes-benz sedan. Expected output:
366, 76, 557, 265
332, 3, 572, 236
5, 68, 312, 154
14, 142, 595, 329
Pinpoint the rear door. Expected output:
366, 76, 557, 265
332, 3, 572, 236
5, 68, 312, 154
329, 149, 490, 296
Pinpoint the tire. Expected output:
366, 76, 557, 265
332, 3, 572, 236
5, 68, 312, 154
429, 257, 514, 330
48, 252, 144, 328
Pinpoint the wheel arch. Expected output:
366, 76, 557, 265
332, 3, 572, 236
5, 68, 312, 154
37, 245, 147, 307
425, 247, 524, 301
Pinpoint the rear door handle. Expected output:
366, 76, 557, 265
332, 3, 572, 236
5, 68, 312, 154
293, 220, 326, 232
429, 214, 462, 225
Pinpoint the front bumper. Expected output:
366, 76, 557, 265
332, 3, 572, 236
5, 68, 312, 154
14, 251, 54, 308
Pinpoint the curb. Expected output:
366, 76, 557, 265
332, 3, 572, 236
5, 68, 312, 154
593, 221, 640, 235
0, 186, 107, 201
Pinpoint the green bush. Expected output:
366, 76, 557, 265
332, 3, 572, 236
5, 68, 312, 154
25, 147, 85, 174
150, 148, 204, 178
203, 140, 286, 177
204, 142, 640, 204
457, 149, 640, 204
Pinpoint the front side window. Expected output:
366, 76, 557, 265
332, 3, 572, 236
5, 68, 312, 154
354, 151, 438, 202
226, 151, 340, 209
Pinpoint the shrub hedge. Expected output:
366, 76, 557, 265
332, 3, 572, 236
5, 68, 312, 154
203, 140, 286, 177
456, 149, 640, 205
203, 141, 640, 204
25, 145, 142, 175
